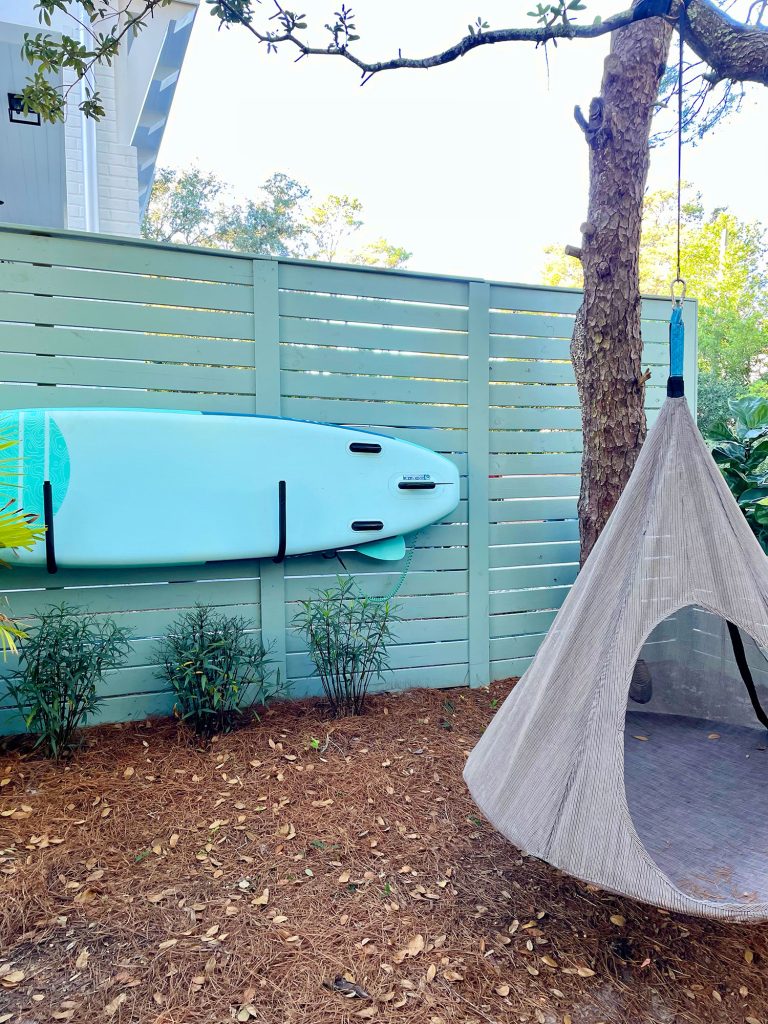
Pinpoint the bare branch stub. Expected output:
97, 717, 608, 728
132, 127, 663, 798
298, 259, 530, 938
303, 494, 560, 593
574, 97, 604, 146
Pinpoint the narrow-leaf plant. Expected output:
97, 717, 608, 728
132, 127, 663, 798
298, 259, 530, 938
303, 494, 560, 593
5, 604, 130, 758
293, 576, 399, 717
157, 604, 277, 737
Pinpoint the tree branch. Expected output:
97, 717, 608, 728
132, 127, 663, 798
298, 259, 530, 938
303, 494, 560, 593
684, 0, 768, 85
214, 0, 767, 89
218, 0, 642, 80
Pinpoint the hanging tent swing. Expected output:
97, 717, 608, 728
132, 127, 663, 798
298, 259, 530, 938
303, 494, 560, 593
465, 20, 768, 922
465, 328, 768, 919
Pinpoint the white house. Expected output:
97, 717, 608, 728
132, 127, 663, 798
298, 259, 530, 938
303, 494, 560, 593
0, 1, 198, 235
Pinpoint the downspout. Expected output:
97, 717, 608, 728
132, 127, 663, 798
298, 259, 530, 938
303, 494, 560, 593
79, 16, 100, 232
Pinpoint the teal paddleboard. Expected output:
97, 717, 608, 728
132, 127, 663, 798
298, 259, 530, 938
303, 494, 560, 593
0, 409, 460, 569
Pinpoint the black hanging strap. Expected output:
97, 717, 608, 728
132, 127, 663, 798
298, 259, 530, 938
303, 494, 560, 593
43, 480, 57, 575
273, 480, 287, 563
726, 621, 768, 731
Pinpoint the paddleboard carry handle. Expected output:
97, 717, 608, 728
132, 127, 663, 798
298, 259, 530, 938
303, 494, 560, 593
349, 441, 382, 454
273, 480, 287, 563
43, 480, 57, 574
398, 480, 436, 490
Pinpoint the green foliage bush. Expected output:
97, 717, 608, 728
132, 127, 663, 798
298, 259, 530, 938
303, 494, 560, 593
5, 604, 129, 758
292, 576, 399, 717
157, 605, 276, 737
697, 372, 749, 439
708, 395, 768, 554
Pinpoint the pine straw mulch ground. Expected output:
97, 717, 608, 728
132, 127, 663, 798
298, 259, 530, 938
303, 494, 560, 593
1, 679, 768, 1024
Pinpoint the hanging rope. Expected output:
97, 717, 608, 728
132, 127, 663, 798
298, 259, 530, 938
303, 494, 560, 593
335, 531, 421, 604
667, 2, 687, 398
675, 0, 685, 288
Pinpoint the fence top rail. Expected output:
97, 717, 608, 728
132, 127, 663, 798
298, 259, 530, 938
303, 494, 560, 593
0, 222, 697, 309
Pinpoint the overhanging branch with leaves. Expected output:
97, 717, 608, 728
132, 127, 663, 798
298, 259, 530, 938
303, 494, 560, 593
20, 0, 768, 123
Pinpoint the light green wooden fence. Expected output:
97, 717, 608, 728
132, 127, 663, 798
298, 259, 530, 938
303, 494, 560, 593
0, 224, 697, 732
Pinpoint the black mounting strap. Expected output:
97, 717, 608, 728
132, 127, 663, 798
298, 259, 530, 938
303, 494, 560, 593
273, 480, 287, 563
726, 620, 768, 731
43, 480, 57, 575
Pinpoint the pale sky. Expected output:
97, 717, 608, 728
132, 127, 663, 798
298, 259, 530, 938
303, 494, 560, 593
158, 0, 768, 285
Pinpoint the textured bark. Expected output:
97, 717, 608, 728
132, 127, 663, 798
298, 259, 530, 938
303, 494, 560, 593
686, 0, 768, 86
571, 16, 674, 564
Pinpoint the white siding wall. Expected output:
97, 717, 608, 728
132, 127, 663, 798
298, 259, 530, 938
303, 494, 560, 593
63, 70, 86, 231
1, 2, 197, 236
93, 63, 141, 236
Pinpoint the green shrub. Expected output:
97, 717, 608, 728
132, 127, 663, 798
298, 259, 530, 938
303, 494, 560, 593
5, 604, 129, 758
157, 604, 276, 737
292, 576, 399, 717
697, 372, 748, 439
708, 395, 768, 553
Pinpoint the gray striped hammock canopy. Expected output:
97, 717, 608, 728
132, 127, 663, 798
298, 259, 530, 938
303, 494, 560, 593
465, 395, 768, 921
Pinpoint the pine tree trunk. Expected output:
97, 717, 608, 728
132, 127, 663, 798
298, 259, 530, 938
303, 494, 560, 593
572, 17, 674, 564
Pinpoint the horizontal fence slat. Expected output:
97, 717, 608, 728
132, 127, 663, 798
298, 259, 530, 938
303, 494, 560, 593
0, 228, 253, 284
281, 397, 466, 429
490, 609, 559, 639
490, 475, 579, 500
0, 293, 253, 341
288, 638, 469, 679
279, 291, 468, 333
281, 369, 466, 406
490, 656, 533, 680
279, 262, 469, 306
0, 261, 253, 312
489, 429, 583, 454
280, 317, 468, 357
0, 323, 257, 366
285, 569, 468, 603
490, 563, 579, 591
0, 353, 256, 394
288, 662, 469, 699
490, 632, 550, 661
490, 519, 579, 545
490, 586, 572, 615
489, 497, 578, 524
280, 343, 468, 381
490, 452, 582, 475
0, 385, 256, 414
489, 541, 580, 569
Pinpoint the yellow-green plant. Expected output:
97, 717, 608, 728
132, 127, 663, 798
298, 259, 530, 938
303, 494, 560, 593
0, 434, 46, 654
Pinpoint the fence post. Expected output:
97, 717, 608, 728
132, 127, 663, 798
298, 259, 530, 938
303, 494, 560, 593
252, 259, 287, 688
467, 280, 491, 688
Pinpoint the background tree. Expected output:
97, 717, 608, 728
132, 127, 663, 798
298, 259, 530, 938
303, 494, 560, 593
218, 173, 310, 256
141, 166, 227, 247
20, 0, 768, 559
141, 168, 410, 266
543, 187, 768, 435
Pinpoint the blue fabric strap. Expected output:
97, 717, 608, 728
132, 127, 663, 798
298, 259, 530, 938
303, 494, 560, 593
669, 305, 684, 379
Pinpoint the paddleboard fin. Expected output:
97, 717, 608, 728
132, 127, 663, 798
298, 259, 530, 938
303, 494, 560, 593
351, 535, 406, 562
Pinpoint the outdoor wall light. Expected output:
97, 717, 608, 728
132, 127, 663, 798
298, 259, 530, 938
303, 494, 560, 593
8, 93, 41, 127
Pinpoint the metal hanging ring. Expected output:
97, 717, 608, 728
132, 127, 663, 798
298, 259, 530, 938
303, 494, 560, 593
670, 277, 686, 305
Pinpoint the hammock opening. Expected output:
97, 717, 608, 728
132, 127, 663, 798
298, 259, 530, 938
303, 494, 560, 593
624, 605, 768, 905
